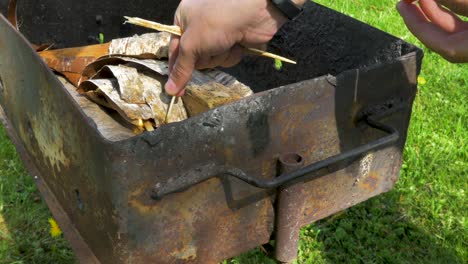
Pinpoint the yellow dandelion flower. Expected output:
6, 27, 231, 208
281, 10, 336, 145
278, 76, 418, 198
48, 218, 62, 237
417, 76, 427, 86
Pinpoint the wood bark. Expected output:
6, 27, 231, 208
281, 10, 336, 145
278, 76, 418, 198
39, 32, 253, 130
79, 64, 187, 127
39, 32, 170, 86
80, 59, 254, 129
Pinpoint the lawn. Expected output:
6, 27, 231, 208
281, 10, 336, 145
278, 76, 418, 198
0, 0, 467, 263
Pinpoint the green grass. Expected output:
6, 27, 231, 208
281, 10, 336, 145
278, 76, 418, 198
1, 0, 467, 263
0, 128, 74, 263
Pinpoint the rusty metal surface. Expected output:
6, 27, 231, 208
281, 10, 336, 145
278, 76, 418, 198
0, 13, 275, 263
150, 114, 400, 198
275, 154, 305, 263
300, 54, 419, 226
0, 14, 122, 263
0, 2, 422, 263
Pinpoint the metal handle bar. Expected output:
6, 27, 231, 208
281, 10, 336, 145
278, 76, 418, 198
151, 115, 399, 199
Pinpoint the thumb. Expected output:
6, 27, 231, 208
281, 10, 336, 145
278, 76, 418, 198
165, 33, 197, 96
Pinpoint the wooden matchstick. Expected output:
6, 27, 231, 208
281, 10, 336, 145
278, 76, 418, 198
165, 96, 177, 124
124, 17, 182, 36
124, 16, 297, 65
247, 48, 297, 65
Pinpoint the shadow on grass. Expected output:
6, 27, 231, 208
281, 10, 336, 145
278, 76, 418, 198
299, 191, 464, 264
0, 126, 75, 263
232, 189, 465, 264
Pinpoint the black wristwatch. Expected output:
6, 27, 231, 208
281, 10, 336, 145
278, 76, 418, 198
271, 0, 303, 20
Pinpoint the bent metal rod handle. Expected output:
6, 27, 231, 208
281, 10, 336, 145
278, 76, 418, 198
151, 115, 399, 199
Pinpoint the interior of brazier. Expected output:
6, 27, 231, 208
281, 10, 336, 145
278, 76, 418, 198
5, 1, 417, 141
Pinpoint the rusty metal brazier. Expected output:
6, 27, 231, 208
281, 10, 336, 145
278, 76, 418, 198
0, 1, 422, 263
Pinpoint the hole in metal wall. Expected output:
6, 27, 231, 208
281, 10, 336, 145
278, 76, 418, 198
0, 75, 4, 95
281, 153, 303, 165
26, 120, 34, 138
75, 189, 85, 211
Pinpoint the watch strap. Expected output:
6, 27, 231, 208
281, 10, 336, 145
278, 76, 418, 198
271, 0, 303, 20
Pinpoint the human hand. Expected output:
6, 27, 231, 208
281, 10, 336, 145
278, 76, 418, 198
397, 0, 468, 63
165, 0, 300, 96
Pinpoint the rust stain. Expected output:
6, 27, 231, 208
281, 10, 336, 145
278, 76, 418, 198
277, 103, 317, 143
127, 176, 274, 262
224, 147, 234, 163
169, 231, 197, 261
301, 181, 329, 220
359, 172, 380, 192
128, 180, 228, 261
128, 187, 154, 215
261, 160, 272, 178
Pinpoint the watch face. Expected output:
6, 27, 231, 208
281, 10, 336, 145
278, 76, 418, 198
2, 0, 180, 48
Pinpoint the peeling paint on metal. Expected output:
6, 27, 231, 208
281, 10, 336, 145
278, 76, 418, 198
29, 118, 70, 171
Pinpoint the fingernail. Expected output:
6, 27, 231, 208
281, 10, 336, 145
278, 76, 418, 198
165, 78, 179, 96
